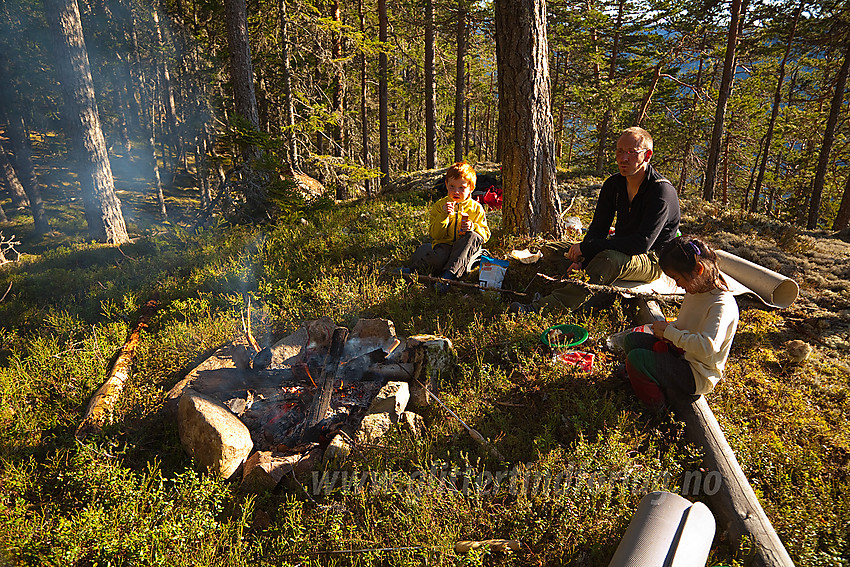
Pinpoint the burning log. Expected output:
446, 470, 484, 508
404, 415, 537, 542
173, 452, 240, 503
340, 348, 387, 382
300, 327, 349, 443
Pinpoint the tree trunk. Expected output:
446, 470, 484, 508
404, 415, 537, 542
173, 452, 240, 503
808, 43, 850, 230
358, 0, 371, 195
151, 6, 181, 169
3, 113, 50, 234
495, 0, 562, 237
223, 0, 260, 161
722, 131, 730, 207
594, 0, 623, 175
0, 14, 48, 232
751, 0, 803, 213
332, 0, 344, 159
454, 0, 466, 163
424, 0, 436, 169
279, 0, 298, 169
197, 136, 211, 209
833, 170, 850, 231
464, 61, 470, 158
378, 0, 389, 188
0, 143, 29, 208
678, 31, 707, 197
149, 113, 167, 218
703, 0, 742, 202
44, 0, 129, 244
635, 63, 662, 126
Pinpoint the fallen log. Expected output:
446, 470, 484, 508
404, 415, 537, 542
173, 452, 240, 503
669, 395, 795, 567
635, 306, 794, 566
398, 272, 527, 296
76, 296, 159, 438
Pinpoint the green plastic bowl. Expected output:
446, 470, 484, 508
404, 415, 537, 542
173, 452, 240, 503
541, 324, 589, 348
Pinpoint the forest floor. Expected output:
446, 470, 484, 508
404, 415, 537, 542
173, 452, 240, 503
0, 149, 848, 566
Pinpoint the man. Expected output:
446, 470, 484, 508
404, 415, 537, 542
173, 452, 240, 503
511, 126, 680, 313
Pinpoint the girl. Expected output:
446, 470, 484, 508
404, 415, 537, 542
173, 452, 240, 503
623, 236, 739, 407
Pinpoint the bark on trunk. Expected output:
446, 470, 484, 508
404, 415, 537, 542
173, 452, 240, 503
279, 0, 298, 169
678, 32, 706, 197
807, 43, 850, 230
424, 0, 436, 169
332, 0, 344, 158
4, 113, 50, 234
703, 0, 742, 202
223, 0, 261, 161
635, 64, 662, 126
152, 7, 180, 166
378, 0, 389, 188
751, 0, 803, 213
454, 0, 466, 163
833, 170, 850, 231
495, 0, 562, 237
0, 30, 48, 231
594, 0, 623, 175
358, 0, 371, 194
0, 144, 29, 209
45, 0, 129, 244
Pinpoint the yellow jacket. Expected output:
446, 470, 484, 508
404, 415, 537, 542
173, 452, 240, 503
429, 196, 490, 246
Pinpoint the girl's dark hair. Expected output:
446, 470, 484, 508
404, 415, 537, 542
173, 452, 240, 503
659, 236, 728, 292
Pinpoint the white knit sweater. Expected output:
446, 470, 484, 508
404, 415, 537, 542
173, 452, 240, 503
663, 288, 739, 394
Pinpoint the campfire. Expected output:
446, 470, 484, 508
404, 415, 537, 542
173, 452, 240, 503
167, 317, 454, 488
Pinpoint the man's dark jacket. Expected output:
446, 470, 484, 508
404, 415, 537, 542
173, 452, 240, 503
579, 163, 680, 266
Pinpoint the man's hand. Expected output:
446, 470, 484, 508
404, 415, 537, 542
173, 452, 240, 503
651, 320, 669, 338
566, 262, 583, 275
444, 201, 455, 214
565, 243, 583, 262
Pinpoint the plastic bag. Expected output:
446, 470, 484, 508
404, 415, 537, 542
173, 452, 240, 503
553, 350, 594, 372
479, 254, 509, 289
605, 324, 653, 352
510, 248, 543, 264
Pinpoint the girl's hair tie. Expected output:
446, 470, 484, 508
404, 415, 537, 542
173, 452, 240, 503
689, 241, 701, 256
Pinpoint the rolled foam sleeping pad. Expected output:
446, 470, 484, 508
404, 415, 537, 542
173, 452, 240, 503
608, 491, 715, 567
715, 250, 798, 309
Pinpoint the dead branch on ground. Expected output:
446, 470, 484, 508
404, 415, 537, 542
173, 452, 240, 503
396, 272, 527, 296
0, 233, 21, 265
76, 295, 160, 438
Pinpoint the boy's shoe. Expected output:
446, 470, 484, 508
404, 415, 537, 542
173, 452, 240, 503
435, 281, 451, 294
385, 266, 413, 277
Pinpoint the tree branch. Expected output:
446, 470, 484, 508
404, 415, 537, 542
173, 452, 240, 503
536, 273, 681, 302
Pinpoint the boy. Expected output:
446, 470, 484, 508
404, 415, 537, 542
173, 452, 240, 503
408, 162, 491, 293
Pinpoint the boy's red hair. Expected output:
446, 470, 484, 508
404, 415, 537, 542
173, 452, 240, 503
446, 162, 476, 188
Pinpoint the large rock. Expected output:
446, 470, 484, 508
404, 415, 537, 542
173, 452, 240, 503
354, 381, 411, 444
324, 433, 352, 465
404, 335, 456, 406
368, 381, 409, 419
178, 389, 254, 480
350, 318, 396, 343
399, 411, 426, 437
240, 446, 322, 492
355, 413, 395, 444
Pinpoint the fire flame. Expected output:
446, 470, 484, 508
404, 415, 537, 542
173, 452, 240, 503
387, 338, 401, 355
304, 365, 317, 388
